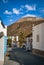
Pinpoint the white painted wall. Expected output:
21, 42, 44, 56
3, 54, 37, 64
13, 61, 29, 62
0, 20, 7, 36
0, 20, 7, 62
16, 36, 19, 47
32, 23, 44, 51
0, 37, 4, 61
16, 36, 19, 41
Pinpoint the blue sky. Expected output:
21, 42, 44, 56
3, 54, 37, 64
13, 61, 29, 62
0, 0, 44, 26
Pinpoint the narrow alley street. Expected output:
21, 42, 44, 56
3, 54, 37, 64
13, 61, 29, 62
9, 48, 44, 65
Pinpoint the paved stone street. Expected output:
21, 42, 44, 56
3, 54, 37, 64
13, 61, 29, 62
4, 57, 20, 65
9, 48, 44, 65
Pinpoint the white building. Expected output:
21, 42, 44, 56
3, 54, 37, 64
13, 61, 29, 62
32, 23, 44, 56
0, 20, 7, 64
12, 36, 19, 47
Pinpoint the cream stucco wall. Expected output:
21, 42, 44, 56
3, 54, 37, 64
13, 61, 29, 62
32, 23, 44, 51
0, 20, 7, 36
0, 37, 4, 61
0, 20, 7, 62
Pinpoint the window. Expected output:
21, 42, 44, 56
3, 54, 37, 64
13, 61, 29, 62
36, 35, 39, 42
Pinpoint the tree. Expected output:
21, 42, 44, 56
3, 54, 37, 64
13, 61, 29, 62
19, 32, 25, 47
7, 38, 12, 47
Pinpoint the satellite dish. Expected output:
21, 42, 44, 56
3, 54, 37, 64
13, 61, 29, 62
0, 32, 4, 38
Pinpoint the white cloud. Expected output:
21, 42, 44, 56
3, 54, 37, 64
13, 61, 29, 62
25, 4, 36, 11
9, 19, 13, 24
13, 8, 22, 15
9, 19, 12, 22
22, 14, 37, 18
4, 8, 23, 15
4, 10, 12, 15
21, 5, 24, 8
41, 9, 44, 12
2, 0, 8, 3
